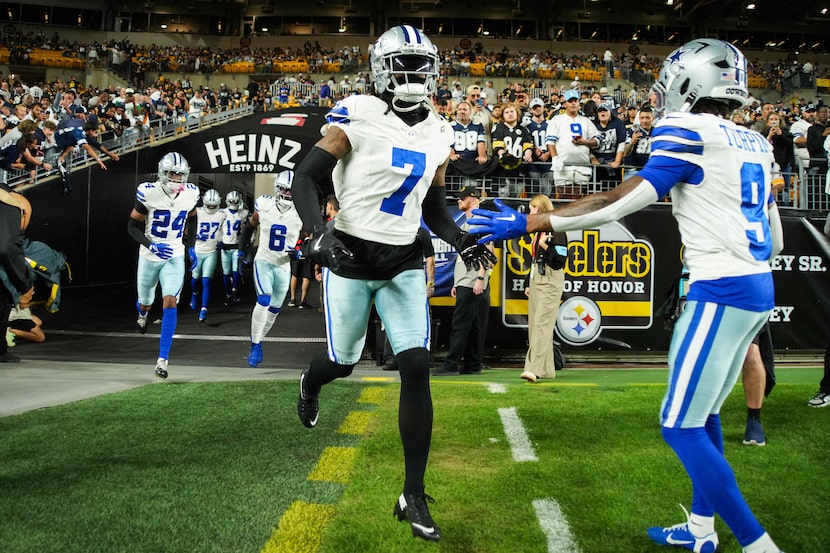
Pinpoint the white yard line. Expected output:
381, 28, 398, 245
497, 406, 538, 462
532, 499, 583, 553
486, 382, 507, 394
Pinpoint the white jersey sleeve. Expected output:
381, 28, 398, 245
136, 181, 199, 261
326, 95, 454, 245
253, 196, 303, 267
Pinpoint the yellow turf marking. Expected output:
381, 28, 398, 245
360, 376, 395, 382
308, 446, 357, 484
260, 500, 336, 553
338, 411, 373, 435
357, 385, 387, 405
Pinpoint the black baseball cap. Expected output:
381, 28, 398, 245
458, 185, 481, 199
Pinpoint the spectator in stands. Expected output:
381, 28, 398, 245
546, 89, 598, 198
624, 105, 655, 175
791, 103, 815, 178
525, 97, 553, 194
448, 101, 491, 186
54, 106, 109, 178
492, 103, 534, 198
466, 85, 493, 157
592, 102, 626, 184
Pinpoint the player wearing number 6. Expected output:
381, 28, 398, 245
469, 39, 786, 553
238, 170, 303, 368
291, 25, 496, 543
127, 152, 200, 380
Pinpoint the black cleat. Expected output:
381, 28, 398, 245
393, 492, 442, 542
297, 368, 319, 428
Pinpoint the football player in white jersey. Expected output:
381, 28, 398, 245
188, 189, 226, 322
291, 26, 496, 543
219, 190, 248, 305
128, 152, 200, 380
469, 39, 785, 553
239, 170, 303, 368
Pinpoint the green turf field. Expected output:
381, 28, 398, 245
1, 367, 826, 552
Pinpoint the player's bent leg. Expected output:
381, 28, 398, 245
298, 351, 355, 428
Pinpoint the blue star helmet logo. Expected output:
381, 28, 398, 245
667, 47, 686, 67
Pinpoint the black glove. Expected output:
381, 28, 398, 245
301, 225, 355, 272
453, 231, 497, 272
498, 153, 522, 170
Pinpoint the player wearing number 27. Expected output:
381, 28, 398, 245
291, 25, 496, 543
128, 152, 200, 380
469, 39, 785, 553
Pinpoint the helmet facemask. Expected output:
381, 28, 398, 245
202, 189, 221, 214
274, 170, 294, 209
158, 152, 190, 196
370, 26, 439, 113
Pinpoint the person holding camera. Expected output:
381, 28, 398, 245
623, 105, 655, 177
520, 194, 568, 383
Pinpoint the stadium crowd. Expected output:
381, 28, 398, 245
0, 27, 825, 202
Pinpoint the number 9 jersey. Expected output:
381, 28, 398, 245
135, 181, 200, 261
325, 94, 454, 246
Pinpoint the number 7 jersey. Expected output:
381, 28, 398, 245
135, 181, 200, 260
325, 95, 454, 246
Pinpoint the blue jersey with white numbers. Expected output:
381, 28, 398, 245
638, 112, 777, 311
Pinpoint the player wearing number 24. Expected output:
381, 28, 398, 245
291, 25, 496, 543
470, 39, 786, 553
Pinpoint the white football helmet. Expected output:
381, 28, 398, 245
369, 25, 439, 112
157, 152, 190, 195
274, 170, 294, 206
651, 38, 749, 118
202, 189, 221, 214
226, 190, 242, 210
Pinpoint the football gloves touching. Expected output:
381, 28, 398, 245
468, 199, 529, 244
149, 242, 174, 260
301, 225, 355, 272
453, 231, 497, 271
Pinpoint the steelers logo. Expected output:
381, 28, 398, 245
556, 296, 602, 346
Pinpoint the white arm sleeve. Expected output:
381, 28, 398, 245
548, 179, 659, 232
768, 201, 784, 260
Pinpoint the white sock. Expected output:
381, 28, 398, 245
689, 513, 715, 536
262, 310, 278, 337
250, 304, 268, 343
742, 532, 779, 553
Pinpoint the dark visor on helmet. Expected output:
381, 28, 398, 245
389, 55, 435, 73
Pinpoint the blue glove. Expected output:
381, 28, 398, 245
468, 199, 528, 244
188, 247, 197, 271
149, 242, 174, 260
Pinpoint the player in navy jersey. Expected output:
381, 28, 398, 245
469, 39, 785, 553
292, 25, 496, 543
128, 152, 199, 380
